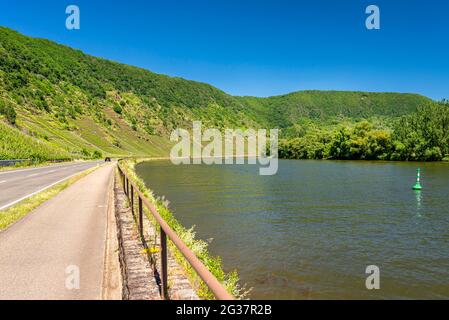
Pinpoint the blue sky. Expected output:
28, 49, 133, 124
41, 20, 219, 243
0, 0, 448, 100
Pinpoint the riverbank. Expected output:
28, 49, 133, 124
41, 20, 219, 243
119, 159, 247, 299
113, 172, 199, 300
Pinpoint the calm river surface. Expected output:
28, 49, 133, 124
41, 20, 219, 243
136, 160, 449, 299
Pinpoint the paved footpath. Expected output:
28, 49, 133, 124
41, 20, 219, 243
0, 163, 115, 300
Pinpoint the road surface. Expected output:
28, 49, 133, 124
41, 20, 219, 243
0, 163, 115, 299
0, 161, 102, 211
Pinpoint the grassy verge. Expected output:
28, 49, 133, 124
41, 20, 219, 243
0, 159, 102, 172
0, 160, 72, 172
0, 165, 100, 231
119, 159, 248, 300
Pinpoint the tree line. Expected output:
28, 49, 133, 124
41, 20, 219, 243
279, 101, 449, 161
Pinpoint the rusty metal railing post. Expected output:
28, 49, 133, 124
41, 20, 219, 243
160, 227, 169, 300
138, 197, 143, 238
126, 178, 129, 197
130, 185, 134, 215
122, 171, 126, 193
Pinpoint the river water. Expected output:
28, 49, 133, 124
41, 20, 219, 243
136, 160, 449, 299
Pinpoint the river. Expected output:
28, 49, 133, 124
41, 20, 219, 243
135, 160, 449, 299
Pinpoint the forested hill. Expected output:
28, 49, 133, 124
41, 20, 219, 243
0, 26, 435, 161
238, 91, 431, 128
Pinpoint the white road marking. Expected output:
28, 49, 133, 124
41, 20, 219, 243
0, 162, 95, 176
28, 170, 57, 177
0, 180, 7, 184
0, 166, 62, 176
0, 171, 88, 211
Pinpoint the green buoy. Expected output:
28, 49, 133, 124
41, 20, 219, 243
413, 168, 423, 190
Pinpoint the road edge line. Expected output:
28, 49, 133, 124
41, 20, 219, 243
0, 161, 92, 176
101, 164, 123, 300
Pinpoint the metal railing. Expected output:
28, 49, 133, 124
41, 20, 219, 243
0, 159, 30, 167
117, 163, 234, 300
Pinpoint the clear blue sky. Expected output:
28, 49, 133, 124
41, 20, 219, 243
0, 0, 448, 100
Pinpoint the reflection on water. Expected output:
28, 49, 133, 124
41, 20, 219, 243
136, 160, 449, 299
415, 191, 422, 218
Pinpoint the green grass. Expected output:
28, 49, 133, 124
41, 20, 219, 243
1, 108, 173, 161
0, 165, 99, 231
0, 119, 71, 161
119, 159, 249, 300
0, 160, 71, 172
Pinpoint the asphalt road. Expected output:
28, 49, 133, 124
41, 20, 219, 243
0, 163, 115, 299
0, 161, 103, 211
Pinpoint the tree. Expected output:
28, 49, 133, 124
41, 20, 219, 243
392, 102, 449, 161
0, 98, 17, 124
92, 150, 103, 159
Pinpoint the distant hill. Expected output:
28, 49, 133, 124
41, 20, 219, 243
0, 26, 433, 160
238, 91, 432, 128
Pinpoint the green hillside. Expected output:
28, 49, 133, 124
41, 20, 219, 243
0, 120, 71, 161
0, 26, 436, 161
238, 91, 432, 128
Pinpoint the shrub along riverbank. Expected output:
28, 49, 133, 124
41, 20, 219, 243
119, 159, 247, 300
279, 101, 449, 162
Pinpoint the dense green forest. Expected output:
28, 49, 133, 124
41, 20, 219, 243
278, 101, 449, 161
238, 91, 430, 128
0, 26, 446, 162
